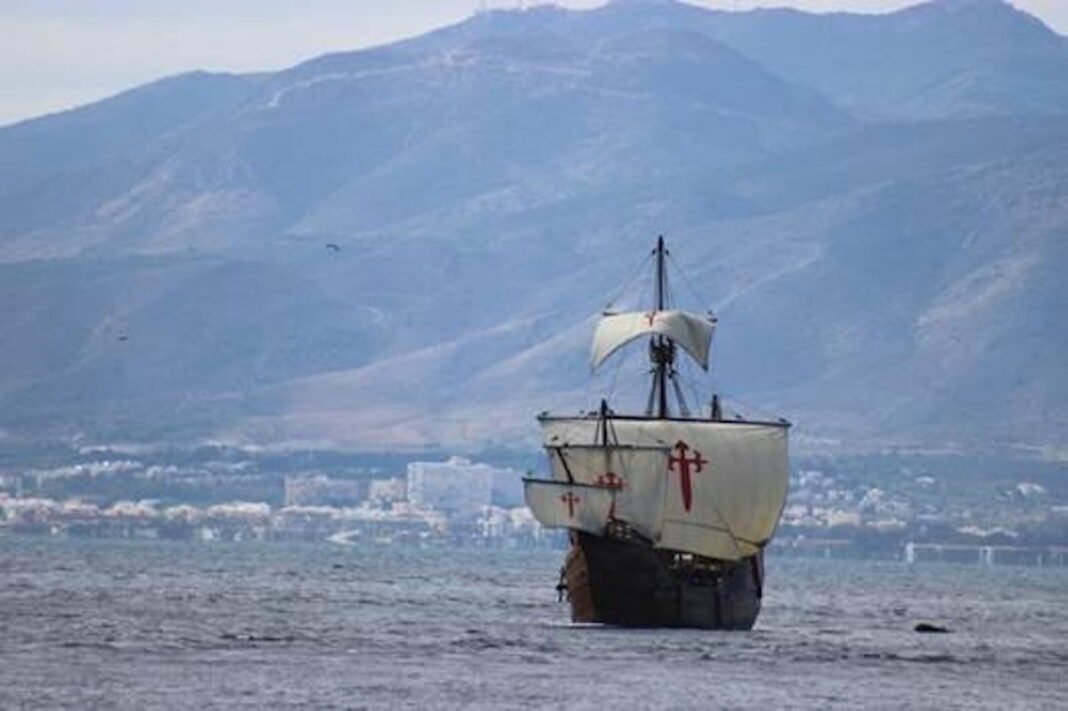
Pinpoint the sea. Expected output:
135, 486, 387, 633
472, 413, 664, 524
1, 538, 1065, 710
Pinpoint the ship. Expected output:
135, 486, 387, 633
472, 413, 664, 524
523, 237, 790, 630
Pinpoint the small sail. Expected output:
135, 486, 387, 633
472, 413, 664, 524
540, 416, 789, 561
545, 445, 669, 540
523, 480, 614, 535
591, 310, 716, 370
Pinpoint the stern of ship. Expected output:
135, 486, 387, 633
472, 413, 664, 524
564, 530, 763, 630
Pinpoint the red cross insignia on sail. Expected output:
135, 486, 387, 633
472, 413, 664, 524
596, 472, 625, 518
669, 440, 707, 513
595, 471, 625, 490
560, 491, 581, 518
645, 311, 658, 327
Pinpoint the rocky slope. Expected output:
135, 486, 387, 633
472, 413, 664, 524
0, 0, 1065, 455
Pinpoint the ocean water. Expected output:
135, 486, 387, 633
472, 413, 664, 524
1, 539, 1065, 710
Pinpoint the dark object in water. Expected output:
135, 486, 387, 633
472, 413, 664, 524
914, 622, 950, 634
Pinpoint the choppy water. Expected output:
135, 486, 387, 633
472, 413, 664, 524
1, 538, 1065, 710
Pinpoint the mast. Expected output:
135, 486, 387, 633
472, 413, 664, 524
592, 236, 713, 418
650, 236, 674, 419
655, 235, 666, 311
597, 398, 610, 446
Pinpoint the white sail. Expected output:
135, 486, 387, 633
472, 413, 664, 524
540, 416, 789, 561
545, 445, 669, 540
523, 480, 614, 535
591, 310, 716, 370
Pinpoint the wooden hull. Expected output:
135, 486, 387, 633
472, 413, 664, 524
563, 531, 763, 630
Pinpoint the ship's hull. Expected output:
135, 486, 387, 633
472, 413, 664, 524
563, 531, 763, 630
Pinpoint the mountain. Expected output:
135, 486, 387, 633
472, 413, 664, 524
0, 0, 1066, 456
700, 0, 1068, 120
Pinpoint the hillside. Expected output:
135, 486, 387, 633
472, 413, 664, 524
0, 0, 1065, 456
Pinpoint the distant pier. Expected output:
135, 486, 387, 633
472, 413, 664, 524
903, 542, 1068, 567
770, 538, 1068, 566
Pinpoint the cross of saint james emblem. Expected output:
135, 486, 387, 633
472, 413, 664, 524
669, 440, 707, 512
560, 491, 581, 518
595, 471, 625, 490
596, 472, 625, 518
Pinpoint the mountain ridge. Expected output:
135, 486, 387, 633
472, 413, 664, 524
0, 0, 1065, 456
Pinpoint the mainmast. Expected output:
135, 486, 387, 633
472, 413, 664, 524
649, 236, 676, 419
591, 236, 711, 419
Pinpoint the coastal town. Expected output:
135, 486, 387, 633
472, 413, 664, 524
2, 451, 1066, 565
0, 456, 550, 548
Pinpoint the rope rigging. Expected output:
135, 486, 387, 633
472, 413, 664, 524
571, 235, 764, 422
588, 236, 719, 419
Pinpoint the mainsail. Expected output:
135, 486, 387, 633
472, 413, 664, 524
541, 417, 789, 561
522, 480, 614, 535
545, 444, 669, 540
591, 310, 716, 370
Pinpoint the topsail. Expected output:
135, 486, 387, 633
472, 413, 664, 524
591, 310, 716, 370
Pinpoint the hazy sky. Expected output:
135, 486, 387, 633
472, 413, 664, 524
1, 0, 1066, 126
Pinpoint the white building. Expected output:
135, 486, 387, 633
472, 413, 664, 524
406, 457, 495, 518
284, 474, 365, 507
367, 477, 406, 505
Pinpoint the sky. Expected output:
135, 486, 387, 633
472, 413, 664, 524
1, 0, 1066, 126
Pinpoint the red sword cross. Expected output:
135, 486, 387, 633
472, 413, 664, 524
596, 472, 625, 518
669, 440, 707, 512
596, 471, 625, 490
560, 491, 581, 518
